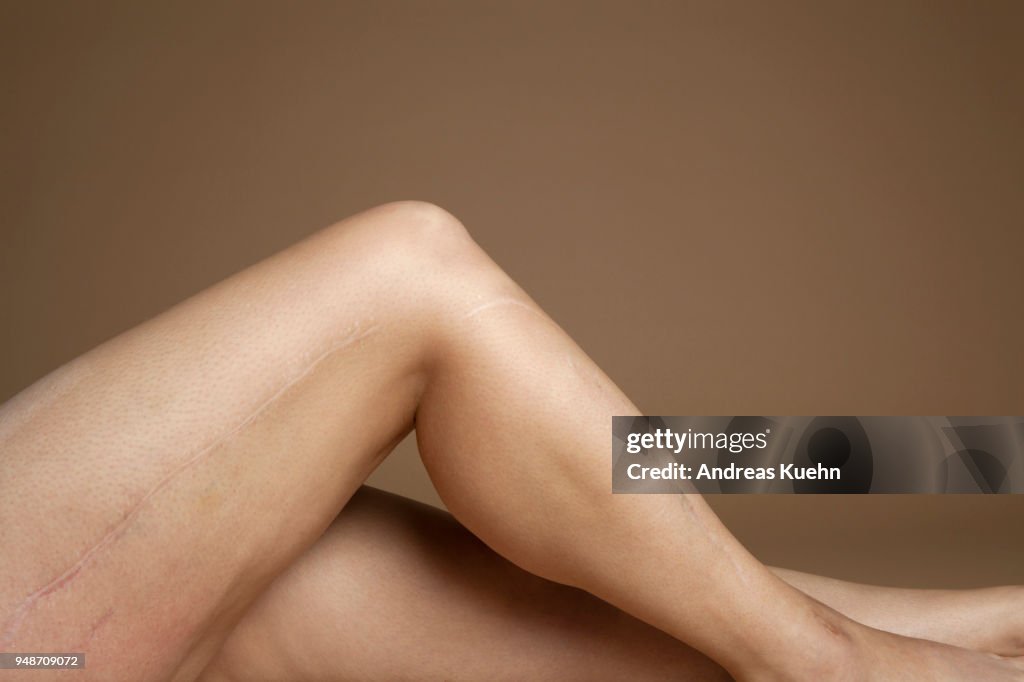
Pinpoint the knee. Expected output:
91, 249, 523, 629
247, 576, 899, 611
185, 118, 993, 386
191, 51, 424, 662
388, 200, 470, 242
348, 200, 475, 262
327, 200, 515, 314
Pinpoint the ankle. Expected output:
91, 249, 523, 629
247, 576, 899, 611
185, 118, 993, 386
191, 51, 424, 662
732, 610, 868, 682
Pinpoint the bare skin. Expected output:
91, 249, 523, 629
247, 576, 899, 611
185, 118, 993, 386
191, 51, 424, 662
769, 568, 1024, 659
0, 201, 1021, 681
202, 486, 1024, 681
201, 486, 731, 682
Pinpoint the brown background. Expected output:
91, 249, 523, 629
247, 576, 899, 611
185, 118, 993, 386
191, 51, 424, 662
2, 1, 1022, 587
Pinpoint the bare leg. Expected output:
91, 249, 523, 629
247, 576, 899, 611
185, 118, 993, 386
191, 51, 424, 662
201, 487, 1024, 681
770, 568, 1024, 657
201, 486, 731, 682
1, 202, 1021, 680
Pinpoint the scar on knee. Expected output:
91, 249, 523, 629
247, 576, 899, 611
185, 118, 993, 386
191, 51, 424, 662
461, 297, 540, 321
0, 321, 379, 647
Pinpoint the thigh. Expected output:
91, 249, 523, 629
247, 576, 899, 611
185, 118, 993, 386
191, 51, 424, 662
0, 202, 480, 681
202, 487, 730, 682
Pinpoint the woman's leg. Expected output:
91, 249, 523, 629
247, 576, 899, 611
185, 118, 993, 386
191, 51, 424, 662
201, 486, 731, 682
2, 203, 454, 680
768, 568, 1024, 658
1, 201, 1021, 680
201, 486, 1023, 681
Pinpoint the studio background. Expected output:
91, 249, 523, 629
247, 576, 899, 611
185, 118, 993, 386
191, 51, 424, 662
3, 1, 1022, 587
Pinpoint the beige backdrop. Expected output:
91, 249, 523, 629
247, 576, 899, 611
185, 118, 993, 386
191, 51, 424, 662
2, 1, 1022, 588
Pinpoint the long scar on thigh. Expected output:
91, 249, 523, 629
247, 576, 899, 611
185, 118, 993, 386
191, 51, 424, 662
0, 322, 378, 646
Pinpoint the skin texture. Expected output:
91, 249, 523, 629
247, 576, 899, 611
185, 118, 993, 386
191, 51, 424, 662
202, 486, 1024, 681
0, 201, 1022, 681
201, 486, 731, 682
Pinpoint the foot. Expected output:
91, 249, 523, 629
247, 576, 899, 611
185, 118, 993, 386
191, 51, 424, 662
774, 569, 1024, 657
731, 604, 1024, 682
908, 585, 1024, 657
851, 626, 1024, 682
845, 584, 1024, 658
